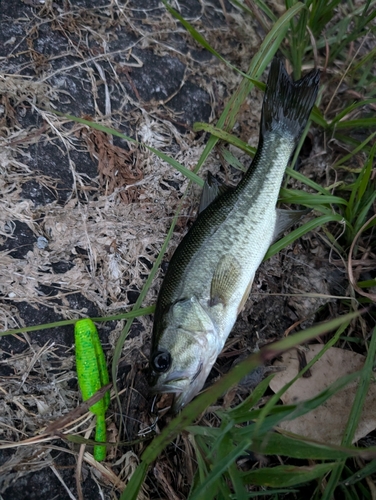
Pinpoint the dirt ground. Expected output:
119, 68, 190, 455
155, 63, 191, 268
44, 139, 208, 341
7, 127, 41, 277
0, 1, 354, 499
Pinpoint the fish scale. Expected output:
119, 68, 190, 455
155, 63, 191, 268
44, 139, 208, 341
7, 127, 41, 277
149, 58, 320, 412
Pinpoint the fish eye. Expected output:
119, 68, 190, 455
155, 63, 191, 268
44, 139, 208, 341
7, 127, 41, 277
151, 350, 171, 373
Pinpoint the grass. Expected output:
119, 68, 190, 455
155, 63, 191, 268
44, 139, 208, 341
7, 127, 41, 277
1, 0, 376, 498
95, 0, 376, 497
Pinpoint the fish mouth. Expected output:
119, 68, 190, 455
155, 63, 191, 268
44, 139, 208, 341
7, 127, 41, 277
149, 371, 189, 395
149, 384, 195, 413
172, 386, 200, 413
149, 363, 204, 407
170, 364, 205, 412
150, 381, 184, 395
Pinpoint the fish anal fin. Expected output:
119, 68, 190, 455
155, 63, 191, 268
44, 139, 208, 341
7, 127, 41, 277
210, 254, 241, 308
199, 172, 230, 214
237, 277, 254, 315
273, 208, 311, 243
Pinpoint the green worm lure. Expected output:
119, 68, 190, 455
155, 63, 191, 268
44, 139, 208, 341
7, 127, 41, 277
74, 319, 110, 461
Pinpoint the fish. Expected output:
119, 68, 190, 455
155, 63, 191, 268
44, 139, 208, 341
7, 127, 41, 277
148, 57, 320, 412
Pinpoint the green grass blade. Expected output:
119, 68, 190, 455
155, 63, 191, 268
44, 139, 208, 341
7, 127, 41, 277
241, 462, 336, 487
289, 109, 318, 171
354, 192, 376, 235
342, 460, 376, 486
278, 189, 348, 206
287, 3, 309, 79
193, 122, 257, 157
334, 118, 376, 130
250, 431, 370, 461
351, 46, 376, 73
190, 436, 211, 486
311, 106, 329, 128
119, 461, 148, 500
219, 146, 247, 172
217, 432, 248, 500
189, 438, 253, 500
346, 145, 374, 219
206, 420, 237, 460
229, 0, 278, 23
329, 99, 376, 127
357, 144, 375, 200
193, 2, 306, 174
245, 489, 300, 497
357, 279, 376, 289
264, 213, 345, 260
222, 374, 274, 421
186, 426, 223, 439
227, 461, 249, 500
344, 327, 376, 443
285, 167, 331, 195
333, 132, 376, 167
0, 306, 155, 337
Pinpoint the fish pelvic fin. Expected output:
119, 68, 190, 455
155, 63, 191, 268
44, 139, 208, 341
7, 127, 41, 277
261, 58, 320, 141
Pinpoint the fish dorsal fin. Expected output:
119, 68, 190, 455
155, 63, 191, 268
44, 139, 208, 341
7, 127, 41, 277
210, 254, 241, 307
199, 172, 230, 214
273, 208, 311, 243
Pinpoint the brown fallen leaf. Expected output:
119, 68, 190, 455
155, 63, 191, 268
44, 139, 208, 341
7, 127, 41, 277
80, 119, 143, 203
269, 345, 376, 444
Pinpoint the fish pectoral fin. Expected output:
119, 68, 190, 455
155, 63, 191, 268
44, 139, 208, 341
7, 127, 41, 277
273, 208, 312, 243
199, 172, 230, 213
210, 254, 241, 307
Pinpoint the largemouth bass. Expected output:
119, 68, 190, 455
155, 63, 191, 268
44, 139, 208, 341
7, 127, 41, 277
149, 58, 320, 412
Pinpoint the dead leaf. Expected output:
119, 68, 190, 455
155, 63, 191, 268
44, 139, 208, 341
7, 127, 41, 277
80, 121, 143, 203
269, 345, 376, 444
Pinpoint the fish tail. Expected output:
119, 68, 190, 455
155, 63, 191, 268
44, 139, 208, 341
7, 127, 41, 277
261, 58, 320, 141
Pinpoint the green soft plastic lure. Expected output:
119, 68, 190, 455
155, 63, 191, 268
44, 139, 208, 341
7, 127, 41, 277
74, 319, 110, 461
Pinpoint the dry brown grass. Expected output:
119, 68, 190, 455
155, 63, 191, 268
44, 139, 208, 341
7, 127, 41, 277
1, 1, 364, 497
0, 2, 266, 497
